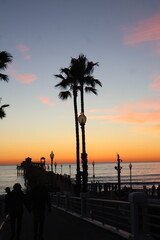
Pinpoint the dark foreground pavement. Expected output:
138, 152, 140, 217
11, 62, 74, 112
0, 206, 125, 240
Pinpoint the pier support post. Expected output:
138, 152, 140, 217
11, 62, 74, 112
128, 192, 153, 240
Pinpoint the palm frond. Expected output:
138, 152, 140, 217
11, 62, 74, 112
0, 51, 13, 70
85, 87, 97, 95
0, 73, 9, 82
58, 91, 72, 100
0, 108, 6, 119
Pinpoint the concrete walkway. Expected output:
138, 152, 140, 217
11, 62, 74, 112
0, 206, 125, 240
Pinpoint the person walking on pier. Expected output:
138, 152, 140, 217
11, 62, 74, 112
6, 183, 26, 240
31, 180, 51, 240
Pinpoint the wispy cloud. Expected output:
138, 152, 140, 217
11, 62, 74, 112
123, 14, 160, 54
10, 67, 37, 84
39, 96, 55, 106
16, 74, 36, 83
88, 99, 160, 124
150, 75, 160, 90
17, 44, 31, 60
133, 124, 160, 133
17, 44, 29, 52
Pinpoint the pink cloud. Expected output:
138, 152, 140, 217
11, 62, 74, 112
25, 55, 31, 60
16, 74, 36, 83
88, 99, 160, 124
39, 97, 55, 106
124, 14, 160, 48
150, 75, 160, 90
17, 44, 30, 52
10, 67, 36, 84
17, 44, 31, 60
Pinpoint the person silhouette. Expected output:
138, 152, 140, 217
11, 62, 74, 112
7, 183, 25, 240
31, 180, 51, 240
4, 187, 11, 216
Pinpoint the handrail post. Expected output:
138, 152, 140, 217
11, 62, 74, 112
128, 192, 153, 240
80, 192, 89, 217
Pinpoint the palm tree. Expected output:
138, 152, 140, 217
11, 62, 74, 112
0, 51, 12, 119
55, 54, 102, 192
54, 65, 81, 193
72, 54, 102, 191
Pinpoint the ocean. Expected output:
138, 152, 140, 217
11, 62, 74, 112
0, 161, 160, 195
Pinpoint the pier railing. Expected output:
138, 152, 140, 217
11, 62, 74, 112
51, 192, 160, 240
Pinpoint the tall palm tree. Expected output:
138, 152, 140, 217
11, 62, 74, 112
54, 65, 81, 193
71, 54, 102, 191
0, 51, 12, 119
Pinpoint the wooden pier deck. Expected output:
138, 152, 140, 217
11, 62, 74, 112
0, 206, 125, 240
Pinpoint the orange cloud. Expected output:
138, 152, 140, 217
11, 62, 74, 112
88, 99, 160, 124
39, 97, 55, 106
150, 75, 160, 90
133, 124, 160, 133
124, 14, 160, 51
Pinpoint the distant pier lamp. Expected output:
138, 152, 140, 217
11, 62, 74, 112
129, 162, 132, 189
78, 112, 88, 192
50, 151, 54, 172
54, 162, 57, 174
92, 161, 95, 182
115, 153, 122, 192
69, 164, 71, 177
61, 164, 63, 175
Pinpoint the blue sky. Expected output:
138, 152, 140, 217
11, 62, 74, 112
1, 0, 160, 164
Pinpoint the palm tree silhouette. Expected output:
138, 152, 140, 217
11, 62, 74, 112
71, 54, 102, 191
0, 51, 12, 119
55, 64, 81, 193
55, 54, 102, 192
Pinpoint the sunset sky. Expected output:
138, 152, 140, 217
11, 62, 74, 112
1, 0, 160, 165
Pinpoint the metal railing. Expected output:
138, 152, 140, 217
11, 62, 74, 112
86, 198, 130, 232
144, 202, 160, 240
50, 193, 131, 238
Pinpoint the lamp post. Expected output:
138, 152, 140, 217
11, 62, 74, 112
115, 153, 122, 192
61, 164, 63, 175
129, 162, 132, 189
69, 164, 71, 177
78, 112, 88, 192
54, 162, 57, 174
92, 161, 95, 182
50, 151, 54, 172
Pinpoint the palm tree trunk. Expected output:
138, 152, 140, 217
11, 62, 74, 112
80, 84, 85, 113
73, 89, 81, 193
